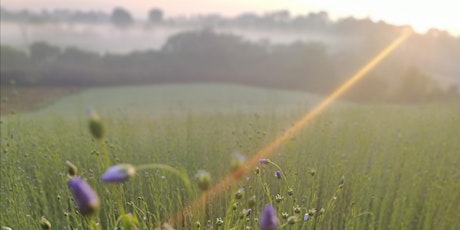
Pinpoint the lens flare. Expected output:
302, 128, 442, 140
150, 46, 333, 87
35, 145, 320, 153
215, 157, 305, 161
170, 29, 412, 226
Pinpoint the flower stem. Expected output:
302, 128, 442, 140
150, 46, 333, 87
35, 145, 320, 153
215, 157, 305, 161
136, 163, 193, 199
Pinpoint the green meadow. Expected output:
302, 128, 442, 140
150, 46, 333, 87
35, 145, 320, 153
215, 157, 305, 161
1, 84, 459, 229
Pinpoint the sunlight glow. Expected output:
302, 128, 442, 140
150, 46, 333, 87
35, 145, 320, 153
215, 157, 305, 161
169, 29, 412, 226
1, 0, 458, 35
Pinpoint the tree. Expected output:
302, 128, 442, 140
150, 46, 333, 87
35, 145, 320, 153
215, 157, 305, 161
393, 67, 442, 103
111, 7, 133, 27
0, 45, 31, 84
29, 42, 60, 64
148, 8, 163, 23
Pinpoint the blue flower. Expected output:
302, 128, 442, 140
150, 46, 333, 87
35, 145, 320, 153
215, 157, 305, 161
259, 158, 270, 164
68, 177, 100, 215
304, 214, 310, 221
275, 170, 282, 179
102, 164, 136, 183
260, 204, 279, 230
246, 208, 253, 217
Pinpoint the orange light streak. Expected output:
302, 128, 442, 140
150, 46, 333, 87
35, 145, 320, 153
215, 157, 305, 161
170, 29, 412, 226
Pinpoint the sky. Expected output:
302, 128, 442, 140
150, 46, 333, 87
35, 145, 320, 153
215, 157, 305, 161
2, 0, 459, 35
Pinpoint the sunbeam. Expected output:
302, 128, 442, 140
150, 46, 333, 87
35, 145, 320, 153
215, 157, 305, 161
169, 29, 412, 226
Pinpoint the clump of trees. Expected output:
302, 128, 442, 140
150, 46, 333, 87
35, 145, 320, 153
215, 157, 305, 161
110, 7, 134, 27
1, 30, 458, 104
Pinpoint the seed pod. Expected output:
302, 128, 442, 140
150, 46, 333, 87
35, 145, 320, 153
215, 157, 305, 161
293, 205, 301, 214
234, 188, 244, 200
216, 218, 224, 226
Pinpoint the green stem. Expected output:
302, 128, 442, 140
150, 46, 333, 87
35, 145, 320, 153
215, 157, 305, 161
258, 173, 272, 203
136, 163, 193, 199
99, 140, 126, 216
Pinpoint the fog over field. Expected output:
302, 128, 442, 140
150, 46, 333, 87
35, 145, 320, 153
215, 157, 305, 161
0, 22, 353, 54
1, 5, 460, 230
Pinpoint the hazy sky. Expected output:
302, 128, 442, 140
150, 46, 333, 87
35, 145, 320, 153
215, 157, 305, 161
2, 0, 459, 35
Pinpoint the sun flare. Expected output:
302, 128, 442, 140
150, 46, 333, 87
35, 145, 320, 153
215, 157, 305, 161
170, 29, 412, 226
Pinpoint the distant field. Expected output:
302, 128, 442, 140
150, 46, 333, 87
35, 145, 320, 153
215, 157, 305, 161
20, 83, 325, 118
1, 84, 459, 229
0, 86, 79, 116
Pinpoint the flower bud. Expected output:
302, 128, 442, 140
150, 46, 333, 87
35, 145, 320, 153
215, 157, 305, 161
308, 208, 317, 216
234, 188, 244, 200
259, 159, 270, 164
87, 109, 104, 140
275, 170, 282, 179
287, 215, 299, 225
260, 204, 278, 230
303, 214, 310, 221
66, 161, 78, 177
293, 205, 301, 214
101, 164, 136, 183
39, 216, 51, 230
240, 208, 252, 219
275, 194, 283, 203
195, 170, 211, 191
231, 151, 246, 170
255, 167, 260, 175
68, 177, 100, 216
232, 202, 239, 210
216, 218, 224, 226
247, 195, 256, 208
319, 208, 326, 216
281, 212, 289, 219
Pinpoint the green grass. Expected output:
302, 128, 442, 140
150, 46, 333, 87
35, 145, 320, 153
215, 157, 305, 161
1, 84, 459, 229
24, 83, 323, 118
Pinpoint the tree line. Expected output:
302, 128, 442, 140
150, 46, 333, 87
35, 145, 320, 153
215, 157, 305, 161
1, 29, 458, 103
2, 6, 458, 40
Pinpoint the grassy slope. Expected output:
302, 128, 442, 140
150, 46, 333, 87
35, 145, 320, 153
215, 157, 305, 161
18, 83, 325, 118
0, 86, 79, 116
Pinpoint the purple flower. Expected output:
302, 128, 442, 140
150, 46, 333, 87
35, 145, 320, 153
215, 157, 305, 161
259, 159, 270, 164
102, 164, 136, 183
275, 170, 282, 179
68, 177, 100, 215
246, 208, 253, 217
304, 214, 310, 221
260, 204, 279, 230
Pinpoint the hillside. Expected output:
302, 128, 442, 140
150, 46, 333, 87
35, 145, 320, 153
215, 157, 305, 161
17, 83, 326, 118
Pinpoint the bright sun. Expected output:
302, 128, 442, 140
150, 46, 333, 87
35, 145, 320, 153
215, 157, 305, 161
276, 0, 460, 35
